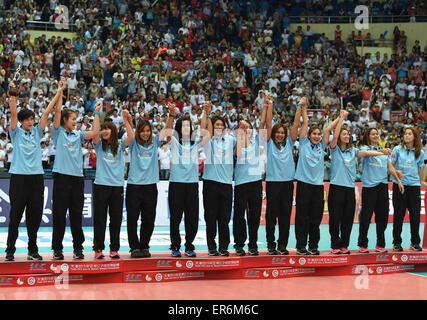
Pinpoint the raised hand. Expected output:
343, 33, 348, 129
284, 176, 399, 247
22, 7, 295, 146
299, 96, 308, 108
122, 109, 132, 123
58, 77, 67, 91
239, 120, 249, 130
168, 103, 178, 117
203, 101, 212, 115
8, 81, 17, 96
94, 100, 103, 112
340, 110, 349, 120
264, 94, 272, 109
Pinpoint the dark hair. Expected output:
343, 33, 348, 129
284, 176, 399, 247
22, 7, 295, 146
135, 120, 153, 146
100, 121, 119, 156
402, 127, 422, 159
361, 128, 378, 146
174, 117, 194, 145
308, 125, 322, 138
60, 108, 76, 126
271, 123, 288, 149
211, 116, 227, 129
337, 125, 353, 150
18, 109, 35, 122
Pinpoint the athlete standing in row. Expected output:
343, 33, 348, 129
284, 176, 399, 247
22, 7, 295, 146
294, 98, 341, 255
201, 101, 236, 257
51, 81, 101, 260
92, 109, 133, 259
126, 119, 161, 258
5, 79, 65, 261
260, 94, 301, 255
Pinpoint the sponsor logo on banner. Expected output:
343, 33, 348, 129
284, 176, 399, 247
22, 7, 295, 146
383, 265, 415, 273
185, 259, 240, 269
376, 254, 389, 262
145, 275, 152, 282
405, 255, 427, 263
186, 261, 194, 269
376, 267, 383, 274
245, 270, 261, 278
17, 278, 24, 286
61, 262, 121, 273
305, 256, 349, 265
155, 274, 163, 282
298, 258, 306, 265
176, 261, 182, 268
27, 277, 36, 286
401, 255, 408, 262
272, 270, 279, 278
29, 263, 48, 271
0, 277, 13, 286
159, 271, 205, 281
126, 274, 142, 282
278, 268, 316, 276
271, 257, 287, 265
263, 271, 269, 278
352, 267, 361, 274
392, 255, 398, 262
289, 258, 296, 265
157, 260, 173, 268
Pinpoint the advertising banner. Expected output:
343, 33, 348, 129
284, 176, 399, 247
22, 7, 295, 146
0, 180, 424, 227
0, 179, 93, 227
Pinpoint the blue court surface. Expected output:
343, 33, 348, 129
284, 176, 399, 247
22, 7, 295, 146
409, 272, 427, 277
1, 222, 423, 255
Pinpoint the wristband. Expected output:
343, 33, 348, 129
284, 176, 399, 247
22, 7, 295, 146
297, 103, 303, 108
94, 111, 102, 116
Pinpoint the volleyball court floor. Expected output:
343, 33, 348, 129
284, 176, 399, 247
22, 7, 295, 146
0, 223, 426, 300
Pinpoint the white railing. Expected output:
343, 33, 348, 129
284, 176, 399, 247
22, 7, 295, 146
287, 15, 427, 24
26, 20, 77, 32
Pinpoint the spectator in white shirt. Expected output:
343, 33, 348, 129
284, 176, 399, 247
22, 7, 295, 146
158, 142, 171, 180
67, 73, 78, 94
110, 109, 123, 128
0, 146, 6, 170
266, 74, 280, 91
171, 78, 183, 93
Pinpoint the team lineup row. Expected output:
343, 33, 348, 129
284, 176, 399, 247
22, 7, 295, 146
4, 77, 425, 261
